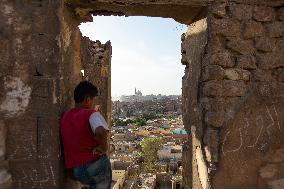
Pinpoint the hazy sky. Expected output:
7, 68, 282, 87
79, 16, 187, 97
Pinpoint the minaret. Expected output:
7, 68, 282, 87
135, 88, 137, 95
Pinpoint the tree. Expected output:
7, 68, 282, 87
134, 117, 146, 126
142, 113, 157, 121
112, 118, 131, 126
140, 137, 165, 172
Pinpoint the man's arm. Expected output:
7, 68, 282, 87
94, 126, 109, 154
89, 112, 109, 154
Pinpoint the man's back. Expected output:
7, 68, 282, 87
60, 107, 100, 168
60, 81, 111, 189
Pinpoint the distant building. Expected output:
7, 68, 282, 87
135, 88, 142, 96
112, 170, 127, 189
157, 145, 182, 161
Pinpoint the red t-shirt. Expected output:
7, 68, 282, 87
60, 107, 100, 168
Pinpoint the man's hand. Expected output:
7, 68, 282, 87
92, 145, 106, 155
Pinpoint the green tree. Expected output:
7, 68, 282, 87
112, 118, 127, 126
141, 113, 157, 121
134, 117, 146, 126
140, 137, 165, 172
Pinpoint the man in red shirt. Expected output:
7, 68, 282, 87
60, 81, 111, 189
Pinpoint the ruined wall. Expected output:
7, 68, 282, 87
182, 18, 208, 189
0, 1, 64, 188
0, 0, 89, 188
198, 2, 283, 189
0, 0, 111, 188
182, 1, 284, 189
81, 37, 112, 127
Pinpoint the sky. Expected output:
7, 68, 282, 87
79, 16, 187, 97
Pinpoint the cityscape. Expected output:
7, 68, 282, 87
110, 89, 186, 189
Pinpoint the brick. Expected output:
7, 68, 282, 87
259, 164, 278, 179
267, 21, 284, 37
277, 7, 284, 21
205, 112, 225, 128
275, 37, 284, 52
244, 21, 265, 39
252, 69, 274, 81
254, 37, 277, 52
211, 18, 241, 37
207, 35, 226, 53
257, 82, 284, 97
268, 179, 284, 189
229, 3, 253, 21
203, 80, 249, 97
253, 6, 276, 22
202, 65, 225, 81
225, 68, 251, 81
273, 68, 284, 81
227, 37, 256, 55
236, 55, 257, 69
209, 52, 235, 67
267, 148, 284, 163
201, 97, 241, 114
257, 53, 284, 69
211, 3, 227, 18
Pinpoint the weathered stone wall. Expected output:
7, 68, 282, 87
0, 1, 65, 188
0, 1, 111, 188
201, 2, 284, 189
81, 37, 112, 127
179, 1, 284, 189
181, 18, 208, 189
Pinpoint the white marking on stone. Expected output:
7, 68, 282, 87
50, 166, 56, 186
272, 105, 281, 130
0, 77, 31, 117
62, 18, 72, 52
222, 128, 243, 155
248, 116, 263, 148
16, 163, 57, 188
0, 169, 11, 185
265, 105, 274, 139
3, 4, 13, 14
52, 79, 57, 104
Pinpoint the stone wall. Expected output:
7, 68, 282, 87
0, 1, 111, 188
181, 18, 208, 189
180, 1, 284, 189
0, 1, 64, 188
202, 2, 284, 189
81, 37, 112, 127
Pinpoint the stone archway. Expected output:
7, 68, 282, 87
0, 1, 283, 189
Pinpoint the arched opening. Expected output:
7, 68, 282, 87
62, 2, 208, 188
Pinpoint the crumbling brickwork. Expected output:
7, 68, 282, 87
0, 1, 111, 188
0, 1, 63, 188
205, 2, 284, 189
81, 37, 112, 126
181, 18, 208, 189
0, 0, 283, 189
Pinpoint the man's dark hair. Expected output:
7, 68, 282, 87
74, 81, 98, 103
